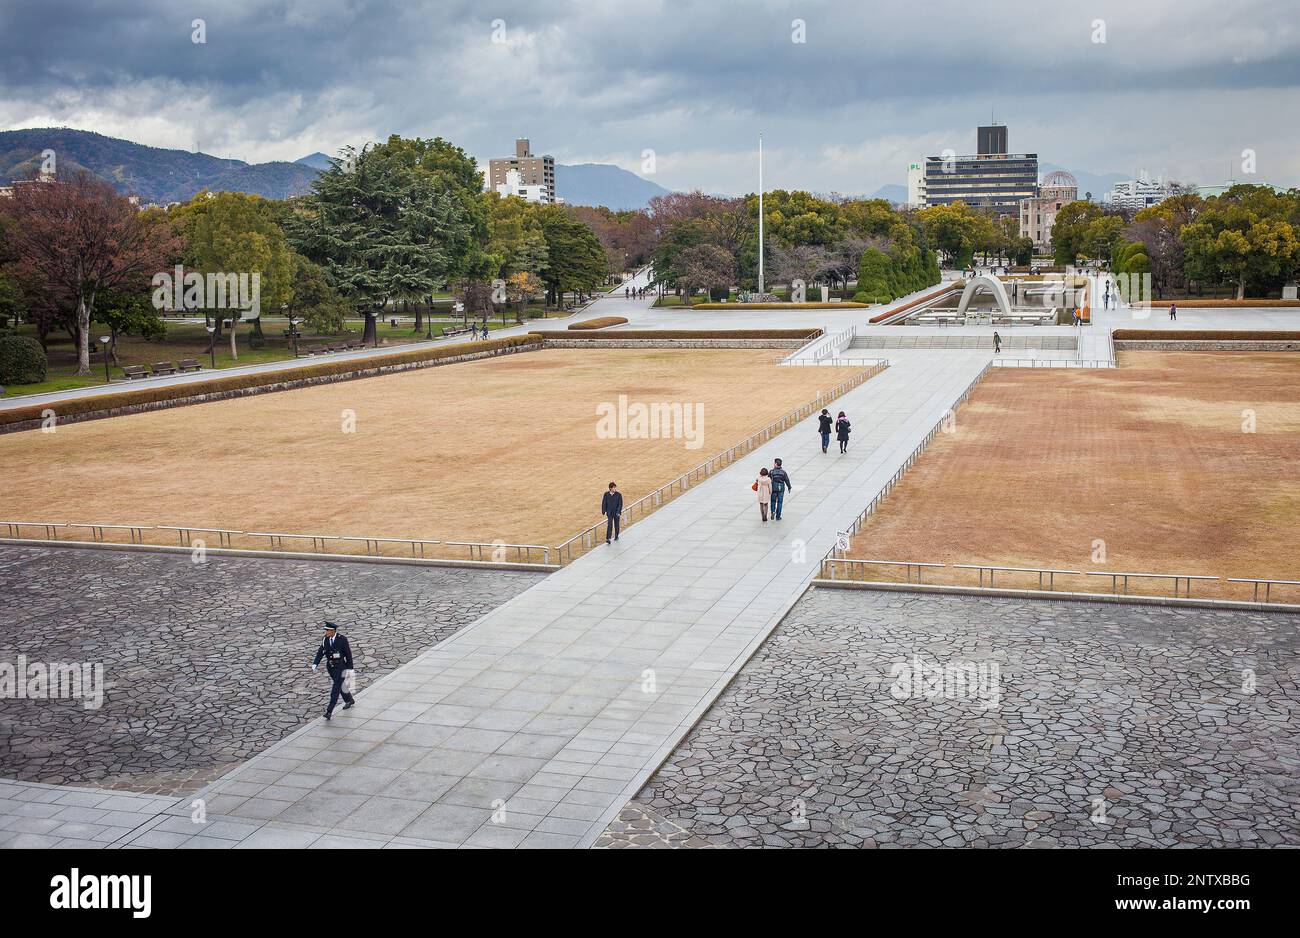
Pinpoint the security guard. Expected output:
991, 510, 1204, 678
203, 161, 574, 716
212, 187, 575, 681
310, 621, 357, 720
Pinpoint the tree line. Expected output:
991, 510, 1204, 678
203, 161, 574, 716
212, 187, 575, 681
0, 134, 620, 375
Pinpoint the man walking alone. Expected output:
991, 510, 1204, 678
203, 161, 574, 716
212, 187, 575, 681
311, 621, 356, 721
602, 481, 623, 543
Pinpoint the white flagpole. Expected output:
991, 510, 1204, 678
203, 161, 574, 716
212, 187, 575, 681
758, 134, 764, 294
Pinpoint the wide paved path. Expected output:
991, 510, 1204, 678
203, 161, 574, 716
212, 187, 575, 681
115, 350, 991, 848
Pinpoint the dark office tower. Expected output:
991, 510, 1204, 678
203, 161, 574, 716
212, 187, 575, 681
978, 124, 1008, 156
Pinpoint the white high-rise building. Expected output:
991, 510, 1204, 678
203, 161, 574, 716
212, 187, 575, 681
491, 168, 551, 204
906, 161, 927, 208
1106, 174, 1175, 210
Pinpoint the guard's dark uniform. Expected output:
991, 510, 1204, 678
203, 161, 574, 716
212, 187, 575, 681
312, 624, 356, 718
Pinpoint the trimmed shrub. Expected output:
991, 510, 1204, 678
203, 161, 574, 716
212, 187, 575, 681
687, 302, 868, 310
0, 335, 47, 385
531, 329, 821, 340
567, 317, 629, 330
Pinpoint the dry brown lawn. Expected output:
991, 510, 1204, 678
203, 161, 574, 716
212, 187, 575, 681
846, 351, 1300, 599
0, 348, 861, 555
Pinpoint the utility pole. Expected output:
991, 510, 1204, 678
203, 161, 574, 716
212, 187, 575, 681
758, 134, 764, 294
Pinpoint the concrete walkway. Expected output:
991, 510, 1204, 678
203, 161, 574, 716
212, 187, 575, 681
107, 350, 991, 848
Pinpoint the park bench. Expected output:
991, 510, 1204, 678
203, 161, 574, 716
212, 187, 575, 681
442, 327, 472, 337
178, 359, 203, 372
121, 365, 149, 380
345, 341, 364, 350
151, 361, 177, 376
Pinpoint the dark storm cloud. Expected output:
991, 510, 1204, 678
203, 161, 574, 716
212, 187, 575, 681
2, 0, 1297, 192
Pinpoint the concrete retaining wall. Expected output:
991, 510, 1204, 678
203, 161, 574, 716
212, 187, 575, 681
1114, 340, 1300, 351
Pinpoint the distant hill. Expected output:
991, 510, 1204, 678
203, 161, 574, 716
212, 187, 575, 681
555, 163, 671, 211
295, 152, 335, 171
0, 128, 319, 203
869, 183, 908, 204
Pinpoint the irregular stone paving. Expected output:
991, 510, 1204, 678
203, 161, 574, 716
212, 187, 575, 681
0, 546, 540, 794
596, 588, 1300, 848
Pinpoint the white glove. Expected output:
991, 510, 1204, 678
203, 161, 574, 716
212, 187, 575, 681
310, 663, 318, 671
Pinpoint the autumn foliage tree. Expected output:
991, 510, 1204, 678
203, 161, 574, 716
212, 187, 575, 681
0, 172, 180, 374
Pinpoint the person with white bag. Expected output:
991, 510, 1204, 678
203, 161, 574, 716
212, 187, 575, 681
310, 621, 357, 721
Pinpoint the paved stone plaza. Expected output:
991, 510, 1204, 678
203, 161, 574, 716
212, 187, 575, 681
0, 546, 540, 794
596, 588, 1299, 848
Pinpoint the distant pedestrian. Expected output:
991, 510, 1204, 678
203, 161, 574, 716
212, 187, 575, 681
817, 408, 832, 453
755, 467, 772, 522
768, 459, 793, 520
1169, 303, 1177, 321
311, 621, 356, 721
993, 331, 1002, 354
835, 411, 852, 454
601, 482, 623, 543
481, 323, 490, 340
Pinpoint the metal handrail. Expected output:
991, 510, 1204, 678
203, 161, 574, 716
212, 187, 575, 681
991, 358, 1114, 368
822, 558, 944, 583
1085, 571, 1219, 598
65, 522, 150, 544
157, 525, 241, 548
555, 361, 890, 564
247, 531, 341, 552
953, 563, 1082, 590
1226, 578, 1300, 603
337, 535, 442, 558
1, 521, 68, 538
445, 541, 550, 564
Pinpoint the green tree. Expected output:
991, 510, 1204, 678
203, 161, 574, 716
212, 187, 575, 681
536, 207, 607, 306
1049, 201, 1102, 264
1181, 185, 1300, 299
288, 136, 481, 344
173, 190, 295, 357
289, 255, 350, 335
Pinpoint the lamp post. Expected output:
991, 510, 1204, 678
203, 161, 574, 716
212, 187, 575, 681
99, 335, 111, 383
205, 324, 216, 369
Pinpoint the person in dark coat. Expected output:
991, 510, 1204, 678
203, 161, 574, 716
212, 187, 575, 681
311, 621, 356, 720
768, 459, 793, 520
817, 409, 833, 453
835, 411, 851, 454
602, 482, 623, 543
993, 331, 1002, 354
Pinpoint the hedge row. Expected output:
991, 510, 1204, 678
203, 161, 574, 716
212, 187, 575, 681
688, 302, 868, 310
534, 329, 821, 340
1113, 330, 1300, 341
1149, 299, 1300, 308
567, 317, 629, 330
0, 335, 541, 428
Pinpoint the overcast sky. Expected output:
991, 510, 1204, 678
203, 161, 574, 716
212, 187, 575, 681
2, 0, 1297, 196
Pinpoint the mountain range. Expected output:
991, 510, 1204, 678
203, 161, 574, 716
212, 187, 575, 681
0, 129, 671, 210
0, 128, 1134, 210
